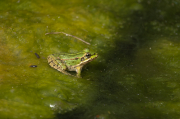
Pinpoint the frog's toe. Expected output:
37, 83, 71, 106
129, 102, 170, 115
76, 74, 82, 78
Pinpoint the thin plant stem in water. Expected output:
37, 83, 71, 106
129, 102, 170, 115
45, 32, 90, 45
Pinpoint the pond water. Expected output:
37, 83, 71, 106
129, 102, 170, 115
0, 0, 180, 119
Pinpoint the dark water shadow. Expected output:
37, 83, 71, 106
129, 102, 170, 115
56, 0, 180, 118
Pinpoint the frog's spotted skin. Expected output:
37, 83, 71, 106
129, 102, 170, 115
47, 49, 98, 78
47, 55, 73, 76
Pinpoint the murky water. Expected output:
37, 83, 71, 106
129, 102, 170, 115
0, 0, 180, 118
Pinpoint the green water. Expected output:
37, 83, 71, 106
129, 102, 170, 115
0, 0, 180, 118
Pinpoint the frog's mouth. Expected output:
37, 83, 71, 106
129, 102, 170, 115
79, 53, 98, 66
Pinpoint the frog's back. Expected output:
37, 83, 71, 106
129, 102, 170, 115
52, 51, 85, 59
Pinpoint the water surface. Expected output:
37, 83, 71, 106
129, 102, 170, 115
0, 0, 179, 118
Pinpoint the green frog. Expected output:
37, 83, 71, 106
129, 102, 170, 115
47, 49, 98, 78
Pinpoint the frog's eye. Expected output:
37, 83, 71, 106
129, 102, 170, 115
86, 53, 91, 58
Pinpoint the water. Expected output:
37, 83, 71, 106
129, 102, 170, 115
0, 0, 180, 118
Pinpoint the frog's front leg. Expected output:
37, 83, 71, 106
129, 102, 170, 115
75, 66, 83, 78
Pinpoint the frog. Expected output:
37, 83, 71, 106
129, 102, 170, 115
47, 49, 98, 78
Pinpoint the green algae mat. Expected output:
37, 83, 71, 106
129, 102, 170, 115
1, 0, 180, 119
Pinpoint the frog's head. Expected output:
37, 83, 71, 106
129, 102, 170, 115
79, 49, 98, 66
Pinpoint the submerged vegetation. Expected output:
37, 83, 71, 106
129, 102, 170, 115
0, 0, 180, 118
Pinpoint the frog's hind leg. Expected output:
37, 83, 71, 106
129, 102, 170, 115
56, 67, 75, 77
47, 55, 76, 77
47, 55, 67, 70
